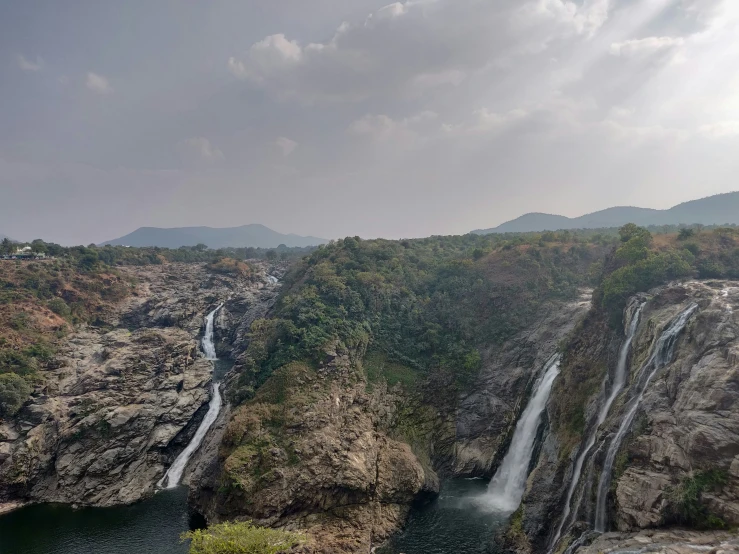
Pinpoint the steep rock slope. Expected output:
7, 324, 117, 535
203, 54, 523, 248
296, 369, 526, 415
454, 289, 593, 475
514, 281, 739, 553
0, 262, 274, 509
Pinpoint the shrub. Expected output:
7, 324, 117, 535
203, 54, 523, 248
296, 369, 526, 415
48, 298, 72, 318
182, 521, 305, 554
0, 372, 32, 417
664, 470, 728, 529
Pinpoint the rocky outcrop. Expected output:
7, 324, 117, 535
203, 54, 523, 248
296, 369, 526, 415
573, 529, 739, 554
0, 262, 277, 508
517, 281, 739, 553
192, 350, 441, 553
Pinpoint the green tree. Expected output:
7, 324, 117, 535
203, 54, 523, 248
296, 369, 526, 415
0, 373, 32, 417
0, 238, 13, 255
31, 239, 48, 254
678, 228, 696, 241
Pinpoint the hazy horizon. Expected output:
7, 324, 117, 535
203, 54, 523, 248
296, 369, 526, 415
3, 0, 739, 245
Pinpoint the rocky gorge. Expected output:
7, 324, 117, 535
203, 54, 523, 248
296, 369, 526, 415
2, 231, 739, 554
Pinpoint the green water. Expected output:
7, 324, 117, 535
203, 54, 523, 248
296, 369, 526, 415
0, 487, 198, 554
379, 478, 506, 554
0, 479, 505, 554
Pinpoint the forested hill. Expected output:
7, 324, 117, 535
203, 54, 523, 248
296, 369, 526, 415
229, 232, 613, 401
474, 191, 739, 234
101, 224, 328, 249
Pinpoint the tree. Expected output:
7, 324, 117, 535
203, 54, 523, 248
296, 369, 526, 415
0, 238, 12, 255
0, 373, 32, 417
678, 228, 696, 241
265, 250, 278, 261
619, 223, 652, 244
31, 239, 48, 254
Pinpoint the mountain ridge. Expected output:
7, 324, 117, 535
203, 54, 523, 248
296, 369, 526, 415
474, 191, 739, 234
101, 224, 328, 249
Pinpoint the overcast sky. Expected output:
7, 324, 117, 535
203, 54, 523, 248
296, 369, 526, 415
2, 0, 739, 245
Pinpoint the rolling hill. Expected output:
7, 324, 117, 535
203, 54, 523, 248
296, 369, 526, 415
101, 224, 328, 249
474, 192, 739, 234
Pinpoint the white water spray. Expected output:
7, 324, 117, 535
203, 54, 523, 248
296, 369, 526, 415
159, 304, 223, 489
482, 355, 561, 513
593, 304, 697, 532
549, 303, 643, 549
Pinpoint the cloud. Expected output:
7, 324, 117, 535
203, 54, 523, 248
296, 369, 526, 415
17, 55, 44, 72
86, 72, 114, 94
227, 0, 613, 103
610, 36, 685, 57
274, 137, 298, 156
179, 137, 225, 163
699, 121, 739, 138
349, 111, 437, 146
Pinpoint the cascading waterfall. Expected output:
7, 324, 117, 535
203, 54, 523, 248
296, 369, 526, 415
159, 304, 224, 489
549, 303, 643, 550
593, 303, 698, 532
482, 354, 561, 513
200, 303, 223, 360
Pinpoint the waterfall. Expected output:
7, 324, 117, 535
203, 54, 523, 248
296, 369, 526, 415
201, 303, 223, 361
593, 303, 697, 532
549, 303, 643, 549
482, 354, 561, 513
159, 304, 224, 489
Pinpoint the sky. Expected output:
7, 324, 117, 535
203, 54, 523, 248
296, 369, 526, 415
2, 0, 739, 245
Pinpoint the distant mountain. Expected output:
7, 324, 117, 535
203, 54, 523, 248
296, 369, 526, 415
101, 224, 328, 249
474, 192, 739, 234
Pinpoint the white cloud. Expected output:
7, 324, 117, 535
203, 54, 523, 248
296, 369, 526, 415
86, 72, 114, 94
699, 121, 739, 138
274, 137, 298, 156
610, 36, 685, 57
17, 55, 44, 72
179, 137, 225, 163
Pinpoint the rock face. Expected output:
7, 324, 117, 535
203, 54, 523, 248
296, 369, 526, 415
192, 354, 440, 553
516, 281, 739, 553
0, 262, 276, 508
0, 328, 211, 506
574, 530, 739, 554
454, 290, 593, 476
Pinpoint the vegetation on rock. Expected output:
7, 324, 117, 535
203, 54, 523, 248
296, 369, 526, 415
231, 233, 609, 402
182, 521, 305, 554
664, 470, 729, 529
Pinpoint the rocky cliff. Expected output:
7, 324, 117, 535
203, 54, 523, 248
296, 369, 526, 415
0, 262, 275, 509
513, 281, 739, 554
